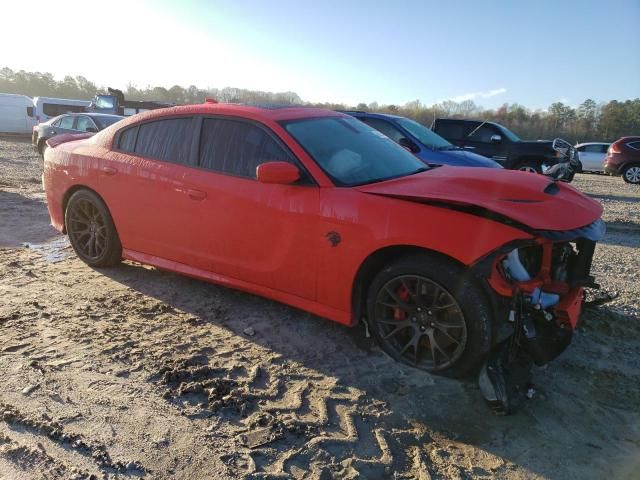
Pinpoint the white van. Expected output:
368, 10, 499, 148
33, 97, 91, 124
0, 93, 36, 134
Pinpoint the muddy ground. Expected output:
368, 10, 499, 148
0, 135, 639, 480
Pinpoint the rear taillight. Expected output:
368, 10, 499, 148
610, 142, 622, 154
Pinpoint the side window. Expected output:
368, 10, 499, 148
199, 118, 295, 179
627, 141, 640, 151
118, 126, 138, 152
576, 145, 585, 152
59, 116, 75, 129
435, 122, 466, 141
52, 118, 63, 127
469, 124, 499, 143
134, 118, 194, 165
362, 118, 405, 143
583, 144, 602, 153
600, 144, 610, 153
26, 106, 34, 117
76, 116, 96, 132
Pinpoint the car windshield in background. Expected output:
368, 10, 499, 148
497, 124, 520, 142
396, 117, 453, 150
93, 115, 123, 129
283, 116, 427, 186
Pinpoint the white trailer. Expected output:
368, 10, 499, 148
0, 93, 36, 134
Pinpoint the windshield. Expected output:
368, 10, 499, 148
93, 115, 124, 129
496, 124, 520, 141
282, 116, 427, 186
396, 117, 452, 150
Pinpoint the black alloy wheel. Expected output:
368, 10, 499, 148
65, 190, 121, 267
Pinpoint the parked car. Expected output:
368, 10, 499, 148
0, 93, 36, 134
43, 103, 604, 413
33, 96, 90, 125
604, 136, 640, 184
34, 113, 124, 156
575, 142, 610, 172
343, 111, 501, 168
432, 118, 571, 173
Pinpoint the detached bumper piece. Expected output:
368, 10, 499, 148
480, 227, 602, 414
479, 289, 579, 415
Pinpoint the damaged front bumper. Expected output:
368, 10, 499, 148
474, 219, 605, 414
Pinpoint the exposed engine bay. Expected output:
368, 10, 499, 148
478, 219, 606, 414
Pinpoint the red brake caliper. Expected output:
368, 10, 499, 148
394, 285, 411, 321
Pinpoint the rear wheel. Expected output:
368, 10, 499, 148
515, 161, 542, 173
366, 254, 493, 378
622, 164, 640, 184
65, 190, 122, 267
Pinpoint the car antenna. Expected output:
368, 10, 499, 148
467, 120, 488, 138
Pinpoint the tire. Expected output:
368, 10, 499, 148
366, 253, 493, 378
622, 164, 640, 184
576, 161, 584, 174
65, 189, 122, 267
515, 161, 542, 174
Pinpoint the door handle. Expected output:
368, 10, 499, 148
187, 189, 207, 200
102, 166, 118, 176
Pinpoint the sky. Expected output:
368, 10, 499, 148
2, 0, 639, 109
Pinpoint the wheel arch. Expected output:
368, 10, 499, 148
61, 184, 111, 234
351, 245, 468, 324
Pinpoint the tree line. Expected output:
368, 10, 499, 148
2, 67, 638, 143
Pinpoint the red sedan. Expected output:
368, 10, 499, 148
43, 103, 604, 412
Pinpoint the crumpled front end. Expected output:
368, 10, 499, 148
475, 219, 605, 414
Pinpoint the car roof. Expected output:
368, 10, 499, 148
575, 142, 610, 146
124, 103, 344, 123
341, 111, 405, 120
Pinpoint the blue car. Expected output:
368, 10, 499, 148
344, 111, 502, 168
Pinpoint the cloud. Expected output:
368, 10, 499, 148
442, 87, 508, 103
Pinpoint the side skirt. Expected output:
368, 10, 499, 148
121, 249, 353, 326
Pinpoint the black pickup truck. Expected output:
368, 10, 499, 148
432, 118, 571, 173
86, 88, 173, 117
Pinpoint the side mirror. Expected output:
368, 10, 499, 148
86, 127, 98, 133
256, 161, 300, 184
490, 134, 502, 143
399, 137, 419, 153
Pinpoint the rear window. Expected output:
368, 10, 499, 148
133, 118, 194, 165
435, 122, 467, 141
58, 116, 75, 129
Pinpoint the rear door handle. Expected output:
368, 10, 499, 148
187, 189, 207, 200
102, 166, 118, 176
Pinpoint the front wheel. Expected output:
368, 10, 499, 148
65, 189, 122, 267
366, 254, 493, 378
622, 164, 640, 184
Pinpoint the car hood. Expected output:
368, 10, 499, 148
355, 166, 603, 231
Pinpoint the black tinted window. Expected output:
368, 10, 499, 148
134, 118, 194, 165
118, 126, 138, 152
199, 118, 293, 178
43, 103, 86, 117
435, 122, 466, 141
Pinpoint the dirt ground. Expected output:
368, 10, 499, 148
1, 135, 639, 480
